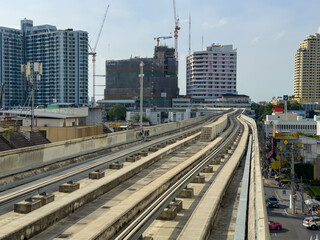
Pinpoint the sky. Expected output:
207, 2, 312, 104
1, 0, 320, 102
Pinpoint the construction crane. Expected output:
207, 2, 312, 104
172, 0, 180, 62
88, 4, 110, 106
154, 36, 172, 47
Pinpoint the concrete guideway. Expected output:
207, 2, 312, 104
177, 116, 249, 240
0, 133, 201, 240
241, 115, 270, 240
0, 111, 239, 240
64, 113, 238, 240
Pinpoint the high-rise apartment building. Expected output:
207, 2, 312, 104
0, 19, 88, 108
294, 33, 320, 103
0, 27, 24, 107
186, 44, 237, 101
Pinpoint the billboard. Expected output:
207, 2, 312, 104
273, 132, 299, 139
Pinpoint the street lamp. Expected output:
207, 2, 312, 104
139, 61, 144, 131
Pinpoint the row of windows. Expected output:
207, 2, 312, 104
277, 124, 316, 130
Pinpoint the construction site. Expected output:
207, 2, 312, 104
104, 45, 179, 108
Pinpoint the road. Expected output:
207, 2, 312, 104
264, 179, 320, 240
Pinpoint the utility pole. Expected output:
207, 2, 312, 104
291, 143, 296, 214
301, 176, 305, 215
21, 62, 42, 131
139, 61, 144, 130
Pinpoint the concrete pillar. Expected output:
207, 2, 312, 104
89, 171, 105, 179
14, 199, 42, 213
143, 237, 154, 240
157, 206, 177, 220
201, 166, 213, 173
126, 156, 137, 162
211, 159, 221, 165
149, 147, 158, 152
59, 182, 80, 193
109, 162, 124, 169
177, 188, 194, 198
32, 193, 55, 206
141, 151, 148, 156
191, 175, 205, 183
170, 199, 183, 212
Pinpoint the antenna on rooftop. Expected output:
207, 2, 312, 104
189, 14, 191, 55
202, 36, 204, 50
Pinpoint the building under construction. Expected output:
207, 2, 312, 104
104, 46, 179, 108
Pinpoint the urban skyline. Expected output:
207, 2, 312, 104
1, 0, 320, 102
0, 19, 89, 108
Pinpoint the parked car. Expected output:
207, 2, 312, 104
268, 220, 282, 230
266, 196, 279, 208
303, 216, 320, 230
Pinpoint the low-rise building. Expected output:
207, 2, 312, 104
264, 113, 317, 137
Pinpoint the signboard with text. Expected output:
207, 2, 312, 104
273, 132, 299, 139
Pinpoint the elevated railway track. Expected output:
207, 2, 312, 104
0, 110, 269, 240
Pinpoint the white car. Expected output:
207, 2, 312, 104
303, 216, 320, 230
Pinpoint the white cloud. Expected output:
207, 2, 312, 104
218, 18, 227, 26
318, 26, 320, 34
274, 31, 285, 40
201, 18, 228, 29
251, 36, 260, 45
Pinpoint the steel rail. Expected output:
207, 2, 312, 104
114, 116, 242, 240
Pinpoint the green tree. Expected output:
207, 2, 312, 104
107, 104, 127, 121
279, 100, 301, 110
307, 110, 317, 118
251, 103, 273, 121
133, 114, 151, 124
294, 163, 313, 180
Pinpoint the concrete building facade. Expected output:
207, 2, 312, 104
0, 27, 24, 107
294, 33, 320, 103
0, 19, 88, 108
105, 46, 179, 108
186, 44, 237, 101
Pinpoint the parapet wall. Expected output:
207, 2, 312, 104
0, 115, 212, 176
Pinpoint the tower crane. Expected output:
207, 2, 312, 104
154, 36, 172, 47
89, 4, 110, 106
172, 0, 180, 62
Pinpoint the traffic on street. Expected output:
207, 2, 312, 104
264, 179, 320, 239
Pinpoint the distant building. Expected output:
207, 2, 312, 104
264, 113, 317, 137
104, 46, 179, 108
0, 27, 24, 107
294, 33, 320, 103
0, 19, 88, 108
186, 44, 237, 101
172, 97, 191, 108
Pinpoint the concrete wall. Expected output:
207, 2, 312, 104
21, 125, 103, 142
0, 114, 212, 175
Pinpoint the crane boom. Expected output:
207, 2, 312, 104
154, 36, 172, 47
89, 4, 110, 106
172, 0, 180, 62
94, 5, 109, 51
